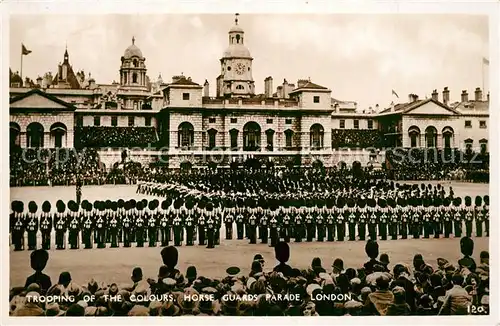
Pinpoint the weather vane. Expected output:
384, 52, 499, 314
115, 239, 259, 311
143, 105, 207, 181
235, 13, 239, 25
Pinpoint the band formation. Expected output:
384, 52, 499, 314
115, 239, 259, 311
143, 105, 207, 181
10, 182, 489, 251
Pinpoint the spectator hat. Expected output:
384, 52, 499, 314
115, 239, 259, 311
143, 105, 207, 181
380, 253, 390, 265
131, 267, 143, 283
332, 258, 344, 272
128, 305, 149, 316
253, 254, 265, 263
226, 266, 240, 276
65, 303, 85, 316
274, 241, 290, 263
26, 283, 40, 293
365, 240, 379, 259
161, 246, 179, 268
45, 302, 64, 316
161, 300, 180, 316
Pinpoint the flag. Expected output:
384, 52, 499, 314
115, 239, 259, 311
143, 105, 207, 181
391, 89, 399, 98
483, 57, 489, 65
22, 44, 31, 55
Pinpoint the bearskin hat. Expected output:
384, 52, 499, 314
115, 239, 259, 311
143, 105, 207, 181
275, 241, 290, 264
28, 201, 38, 213
365, 240, 379, 259
42, 201, 51, 213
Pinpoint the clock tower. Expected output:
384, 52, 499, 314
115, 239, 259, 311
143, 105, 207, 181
218, 14, 255, 98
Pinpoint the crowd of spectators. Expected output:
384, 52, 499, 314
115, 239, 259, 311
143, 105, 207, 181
10, 148, 49, 187
10, 238, 489, 317
385, 149, 489, 182
74, 127, 158, 148
331, 130, 384, 149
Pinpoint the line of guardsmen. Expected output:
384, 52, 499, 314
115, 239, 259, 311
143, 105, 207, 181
10, 194, 489, 252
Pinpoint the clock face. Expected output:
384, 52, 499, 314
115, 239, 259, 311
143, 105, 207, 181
235, 63, 246, 75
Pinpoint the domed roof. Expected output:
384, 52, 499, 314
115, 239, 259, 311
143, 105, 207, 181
123, 37, 143, 59
223, 44, 251, 58
229, 25, 244, 33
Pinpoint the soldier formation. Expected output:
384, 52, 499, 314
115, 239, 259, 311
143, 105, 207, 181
10, 183, 489, 251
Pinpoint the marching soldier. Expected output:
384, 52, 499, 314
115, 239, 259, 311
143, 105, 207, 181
40, 201, 52, 250
135, 201, 146, 247
185, 211, 195, 246
159, 200, 170, 246
388, 200, 398, 240
316, 206, 326, 242
26, 201, 39, 251
82, 202, 94, 249
411, 203, 421, 239
378, 199, 388, 241
294, 207, 304, 242
206, 205, 216, 249
336, 200, 346, 242
305, 207, 315, 242
474, 196, 483, 237
95, 201, 107, 249
121, 201, 133, 247
464, 196, 474, 238
325, 204, 335, 242
422, 202, 432, 239
248, 210, 258, 244
235, 207, 245, 240
68, 201, 81, 249
282, 209, 292, 243
109, 202, 120, 248
443, 198, 453, 238
432, 199, 442, 239
269, 209, 279, 247
10, 201, 25, 251
453, 198, 463, 238
147, 201, 159, 247
214, 205, 222, 245
225, 207, 234, 240
54, 200, 67, 250
260, 210, 269, 244
367, 199, 378, 241
399, 199, 409, 239
347, 201, 357, 241
197, 204, 206, 245
172, 210, 183, 247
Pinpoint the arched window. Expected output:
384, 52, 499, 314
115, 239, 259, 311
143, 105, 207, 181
236, 34, 241, 44
178, 122, 194, 149
243, 122, 261, 151
408, 126, 421, 148
479, 139, 488, 154
442, 126, 454, 149
284, 129, 294, 149
236, 85, 244, 90
266, 129, 275, 151
50, 122, 67, 148
133, 59, 138, 68
310, 123, 324, 149
229, 129, 239, 150
132, 73, 138, 83
464, 138, 473, 153
27, 122, 44, 148
425, 126, 437, 148
10, 122, 21, 148
207, 129, 217, 150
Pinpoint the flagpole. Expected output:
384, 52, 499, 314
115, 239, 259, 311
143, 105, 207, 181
20, 44, 23, 83
482, 60, 484, 100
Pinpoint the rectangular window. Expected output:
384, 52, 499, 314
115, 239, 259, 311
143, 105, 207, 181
128, 116, 134, 127
209, 118, 216, 123
94, 116, 100, 127
465, 120, 472, 128
354, 120, 359, 129
145, 116, 152, 127
480, 142, 487, 154
339, 120, 345, 129
367, 120, 374, 130
230, 118, 237, 124
479, 120, 487, 128
313, 96, 320, 103
285, 118, 292, 124
183, 93, 190, 101
76, 116, 83, 127
111, 116, 118, 127
267, 118, 273, 124
285, 131, 293, 148
230, 130, 238, 149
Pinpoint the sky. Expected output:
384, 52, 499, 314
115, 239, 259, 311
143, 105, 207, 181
9, 14, 489, 110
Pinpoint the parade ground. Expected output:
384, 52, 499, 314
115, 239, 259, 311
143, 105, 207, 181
10, 181, 489, 287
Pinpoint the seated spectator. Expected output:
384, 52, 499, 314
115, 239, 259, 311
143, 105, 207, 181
438, 274, 472, 315
364, 276, 394, 316
386, 286, 411, 316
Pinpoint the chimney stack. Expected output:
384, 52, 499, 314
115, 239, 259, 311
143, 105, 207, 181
264, 76, 273, 98
88, 78, 96, 90
475, 87, 482, 101
36, 76, 43, 88
461, 90, 469, 102
203, 79, 209, 97
408, 94, 418, 103
431, 89, 438, 101
442, 87, 450, 105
